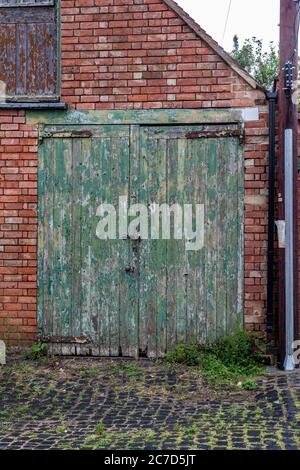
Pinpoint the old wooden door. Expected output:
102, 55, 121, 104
38, 121, 243, 357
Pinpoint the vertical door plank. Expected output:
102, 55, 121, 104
15, 23, 27, 95
119, 125, 139, 357
79, 138, 92, 342
155, 137, 168, 357
216, 139, 228, 337
205, 139, 218, 341
35, 22, 48, 96
42, 138, 54, 337
166, 138, 187, 349
185, 138, 204, 344
5, 24, 16, 95
27, 23, 36, 95
175, 139, 188, 344
51, 138, 73, 342
97, 136, 112, 355
59, 139, 73, 338
139, 130, 167, 358
70, 139, 83, 338
108, 136, 121, 356
89, 136, 104, 354
196, 139, 207, 343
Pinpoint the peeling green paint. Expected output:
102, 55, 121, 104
38, 119, 244, 356
29, 109, 244, 126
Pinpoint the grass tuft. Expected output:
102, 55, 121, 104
165, 330, 264, 388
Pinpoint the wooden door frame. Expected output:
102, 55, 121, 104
27, 108, 245, 127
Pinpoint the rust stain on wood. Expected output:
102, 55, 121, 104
185, 129, 242, 139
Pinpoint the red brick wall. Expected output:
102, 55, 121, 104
60, 0, 263, 110
0, 0, 269, 346
0, 111, 37, 345
244, 113, 269, 335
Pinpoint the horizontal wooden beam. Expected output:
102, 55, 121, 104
27, 108, 244, 126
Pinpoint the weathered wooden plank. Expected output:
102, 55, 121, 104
139, 130, 168, 358
175, 139, 187, 345
26, 23, 36, 95
165, 138, 186, 349
0, 7, 56, 23
205, 139, 218, 341
143, 125, 242, 140
89, 136, 104, 355
51, 138, 65, 342
5, 24, 16, 95
120, 125, 139, 358
154, 138, 168, 357
39, 125, 133, 139
58, 139, 73, 338
71, 139, 82, 338
27, 109, 244, 126
195, 139, 207, 343
185, 138, 203, 344
15, 23, 27, 96
98, 136, 112, 355
35, 22, 50, 96
108, 134, 122, 356
79, 138, 92, 341
216, 139, 228, 337
40, 137, 54, 338
139, 129, 155, 358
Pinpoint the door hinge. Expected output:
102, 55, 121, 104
38, 126, 52, 144
38, 129, 93, 143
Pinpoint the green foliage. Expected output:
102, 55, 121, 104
231, 35, 279, 90
166, 343, 201, 366
166, 330, 264, 387
110, 361, 144, 379
95, 423, 106, 437
56, 424, 67, 434
121, 362, 144, 378
213, 329, 263, 369
240, 379, 259, 391
26, 343, 48, 361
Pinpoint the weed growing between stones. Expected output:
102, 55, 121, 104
26, 343, 48, 361
165, 330, 264, 388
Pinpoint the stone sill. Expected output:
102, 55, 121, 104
0, 102, 68, 110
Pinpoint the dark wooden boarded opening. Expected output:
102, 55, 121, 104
36, 110, 244, 357
0, 1, 58, 101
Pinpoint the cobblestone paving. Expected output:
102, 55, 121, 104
0, 358, 299, 450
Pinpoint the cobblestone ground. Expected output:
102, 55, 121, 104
0, 358, 299, 450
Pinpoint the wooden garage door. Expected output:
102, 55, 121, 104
38, 123, 243, 357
